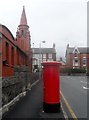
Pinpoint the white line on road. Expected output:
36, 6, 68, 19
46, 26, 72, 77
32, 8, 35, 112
61, 102, 68, 120
81, 81, 89, 90
81, 81, 87, 84
83, 86, 89, 90
81, 81, 89, 84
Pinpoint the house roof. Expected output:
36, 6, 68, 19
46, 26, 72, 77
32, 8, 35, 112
67, 47, 89, 54
31, 48, 56, 54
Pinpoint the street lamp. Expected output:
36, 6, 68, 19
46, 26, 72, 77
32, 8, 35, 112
32, 43, 34, 72
39, 41, 46, 80
39, 41, 46, 67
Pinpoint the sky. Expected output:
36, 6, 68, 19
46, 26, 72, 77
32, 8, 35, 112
0, 0, 87, 60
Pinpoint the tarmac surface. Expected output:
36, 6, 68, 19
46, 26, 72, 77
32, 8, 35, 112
60, 76, 88, 119
2, 80, 64, 119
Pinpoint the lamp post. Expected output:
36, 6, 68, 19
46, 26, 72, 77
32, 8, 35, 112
39, 41, 46, 80
32, 43, 34, 72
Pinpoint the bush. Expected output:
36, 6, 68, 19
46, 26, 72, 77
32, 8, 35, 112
60, 68, 86, 74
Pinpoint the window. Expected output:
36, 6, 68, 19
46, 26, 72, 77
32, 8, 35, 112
73, 58, 79, 67
39, 54, 42, 59
17, 50, 19, 65
83, 58, 86, 65
74, 53, 77, 57
11, 47, 14, 65
75, 49, 77, 53
21, 54, 25, 65
48, 54, 52, 58
43, 54, 46, 58
75, 59, 78, 63
43, 58, 46, 62
21, 30, 26, 37
6, 42, 9, 64
21, 30, 24, 36
24, 57, 27, 65
34, 54, 39, 59
23, 56, 26, 65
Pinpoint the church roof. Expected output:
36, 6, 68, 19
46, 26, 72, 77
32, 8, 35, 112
20, 6, 27, 25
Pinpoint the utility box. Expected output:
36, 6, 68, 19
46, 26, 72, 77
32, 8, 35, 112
42, 61, 60, 113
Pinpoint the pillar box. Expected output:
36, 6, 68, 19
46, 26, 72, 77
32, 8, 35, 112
42, 61, 60, 113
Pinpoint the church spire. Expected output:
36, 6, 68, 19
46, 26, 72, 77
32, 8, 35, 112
16, 6, 31, 54
16, 6, 30, 40
20, 6, 27, 26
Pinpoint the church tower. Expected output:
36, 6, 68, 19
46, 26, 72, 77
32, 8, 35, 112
16, 6, 31, 54
16, 6, 32, 72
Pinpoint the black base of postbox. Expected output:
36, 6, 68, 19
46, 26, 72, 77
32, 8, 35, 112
43, 102, 60, 113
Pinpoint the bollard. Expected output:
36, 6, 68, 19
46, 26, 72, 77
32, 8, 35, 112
42, 61, 60, 113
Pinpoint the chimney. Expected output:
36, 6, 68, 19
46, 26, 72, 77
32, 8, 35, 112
60, 57, 62, 61
53, 43, 55, 49
67, 44, 69, 49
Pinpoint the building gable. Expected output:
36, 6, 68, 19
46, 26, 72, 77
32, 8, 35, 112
72, 47, 80, 54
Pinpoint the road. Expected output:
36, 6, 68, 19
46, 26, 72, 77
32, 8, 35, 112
60, 76, 88, 119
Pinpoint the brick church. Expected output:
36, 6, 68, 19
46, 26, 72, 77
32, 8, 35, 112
0, 6, 32, 77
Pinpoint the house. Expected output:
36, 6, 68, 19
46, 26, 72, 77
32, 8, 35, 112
65, 44, 89, 70
32, 44, 56, 71
0, 6, 32, 77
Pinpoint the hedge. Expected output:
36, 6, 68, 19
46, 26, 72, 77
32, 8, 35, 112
60, 68, 86, 74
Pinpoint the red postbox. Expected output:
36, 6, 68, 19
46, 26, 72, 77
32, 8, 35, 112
42, 61, 60, 113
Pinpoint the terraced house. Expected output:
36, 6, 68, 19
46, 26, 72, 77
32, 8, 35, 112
32, 43, 56, 71
66, 44, 89, 71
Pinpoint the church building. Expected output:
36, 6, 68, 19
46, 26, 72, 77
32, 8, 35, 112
0, 6, 32, 77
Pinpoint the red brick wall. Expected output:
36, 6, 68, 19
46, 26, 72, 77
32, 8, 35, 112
0, 33, 2, 77
66, 54, 73, 68
1, 25, 32, 77
87, 54, 89, 74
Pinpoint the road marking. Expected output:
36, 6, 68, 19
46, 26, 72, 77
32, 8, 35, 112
81, 80, 89, 84
80, 81, 89, 90
80, 81, 89, 84
60, 91, 78, 120
83, 86, 89, 89
61, 102, 68, 120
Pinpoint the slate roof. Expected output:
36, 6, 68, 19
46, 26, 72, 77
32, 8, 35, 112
31, 48, 56, 54
67, 47, 89, 54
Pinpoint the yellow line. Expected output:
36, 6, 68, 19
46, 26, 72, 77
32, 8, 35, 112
60, 91, 78, 120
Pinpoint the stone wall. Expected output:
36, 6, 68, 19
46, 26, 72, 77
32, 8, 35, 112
2, 66, 39, 106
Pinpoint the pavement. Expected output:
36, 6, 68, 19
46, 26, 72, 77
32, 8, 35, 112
2, 80, 65, 119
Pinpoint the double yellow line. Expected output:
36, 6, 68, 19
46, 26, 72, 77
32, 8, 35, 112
60, 91, 78, 120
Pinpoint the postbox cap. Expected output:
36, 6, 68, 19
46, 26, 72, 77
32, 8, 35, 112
42, 61, 61, 66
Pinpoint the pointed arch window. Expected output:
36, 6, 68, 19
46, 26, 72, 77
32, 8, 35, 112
21, 29, 26, 37
21, 30, 24, 36
74, 49, 78, 57
6, 42, 9, 64
11, 47, 14, 65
